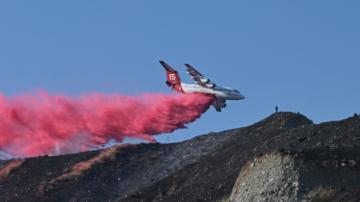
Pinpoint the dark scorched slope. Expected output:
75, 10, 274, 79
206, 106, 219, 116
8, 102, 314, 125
0, 129, 236, 202
116, 112, 360, 202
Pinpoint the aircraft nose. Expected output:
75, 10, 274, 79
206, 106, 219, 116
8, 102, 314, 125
239, 93, 245, 100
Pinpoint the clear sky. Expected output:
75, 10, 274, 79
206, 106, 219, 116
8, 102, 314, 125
1, 1, 359, 144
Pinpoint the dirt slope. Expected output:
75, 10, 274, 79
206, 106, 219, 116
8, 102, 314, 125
116, 112, 360, 202
0, 129, 236, 202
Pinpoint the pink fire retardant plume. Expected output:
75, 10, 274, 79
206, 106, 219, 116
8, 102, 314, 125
0, 90, 214, 158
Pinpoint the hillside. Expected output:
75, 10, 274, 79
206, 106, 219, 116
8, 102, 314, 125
115, 112, 360, 202
0, 128, 237, 202
1, 112, 360, 202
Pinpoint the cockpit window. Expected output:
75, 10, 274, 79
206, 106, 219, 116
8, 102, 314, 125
234, 90, 239, 93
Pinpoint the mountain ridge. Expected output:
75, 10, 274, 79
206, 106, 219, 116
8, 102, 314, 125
116, 112, 360, 202
1, 112, 360, 202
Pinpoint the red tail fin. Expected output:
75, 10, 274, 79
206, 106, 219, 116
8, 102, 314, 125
159, 61, 184, 93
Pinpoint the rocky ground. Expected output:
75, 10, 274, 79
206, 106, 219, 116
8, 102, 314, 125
1, 112, 360, 202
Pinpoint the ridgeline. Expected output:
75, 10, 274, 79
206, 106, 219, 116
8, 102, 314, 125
1, 112, 360, 202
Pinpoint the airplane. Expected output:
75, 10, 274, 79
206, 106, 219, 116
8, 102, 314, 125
159, 61, 245, 112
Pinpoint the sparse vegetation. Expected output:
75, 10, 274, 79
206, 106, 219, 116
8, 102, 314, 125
131, 193, 138, 198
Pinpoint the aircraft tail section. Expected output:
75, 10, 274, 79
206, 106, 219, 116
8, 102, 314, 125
159, 61, 184, 93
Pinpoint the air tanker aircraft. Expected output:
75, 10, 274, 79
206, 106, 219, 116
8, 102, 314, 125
160, 61, 245, 112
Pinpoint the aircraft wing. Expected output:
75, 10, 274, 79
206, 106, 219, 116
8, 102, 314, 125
184, 64, 216, 88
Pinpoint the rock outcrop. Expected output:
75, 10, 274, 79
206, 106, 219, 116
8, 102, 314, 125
229, 149, 360, 202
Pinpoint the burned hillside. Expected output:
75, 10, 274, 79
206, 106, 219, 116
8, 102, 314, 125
0, 129, 235, 202
116, 112, 360, 202
1, 112, 360, 202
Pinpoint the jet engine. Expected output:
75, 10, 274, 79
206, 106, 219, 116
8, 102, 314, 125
217, 98, 225, 103
205, 82, 216, 88
218, 103, 227, 108
200, 78, 210, 83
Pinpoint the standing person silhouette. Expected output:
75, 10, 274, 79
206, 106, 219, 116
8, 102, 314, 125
275, 105, 278, 113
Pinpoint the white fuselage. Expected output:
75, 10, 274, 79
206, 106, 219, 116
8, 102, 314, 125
181, 83, 245, 100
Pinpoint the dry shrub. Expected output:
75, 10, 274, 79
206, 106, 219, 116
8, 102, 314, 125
51, 144, 129, 183
0, 159, 25, 178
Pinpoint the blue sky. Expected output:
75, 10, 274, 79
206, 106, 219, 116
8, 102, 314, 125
1, 1, 359, 144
